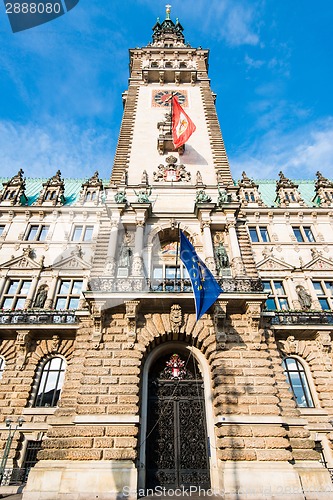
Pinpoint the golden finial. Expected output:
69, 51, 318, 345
166, 4, 171, 19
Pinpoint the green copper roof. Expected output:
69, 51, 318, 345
255, 179, 318, 207
0, 177, 109, 206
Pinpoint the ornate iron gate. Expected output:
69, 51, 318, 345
146, 353, 211, 489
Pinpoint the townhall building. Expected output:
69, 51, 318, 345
1, 8, 333, 500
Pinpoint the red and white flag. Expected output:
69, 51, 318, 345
172, 96, 196, 148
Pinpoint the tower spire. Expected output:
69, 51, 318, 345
165, 4, 171, 20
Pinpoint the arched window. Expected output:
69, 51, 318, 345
282, 357, 314, 408
33, 357, 66, 407
0, 356, 5, 380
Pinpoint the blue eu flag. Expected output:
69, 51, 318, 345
180, 231, 223, 320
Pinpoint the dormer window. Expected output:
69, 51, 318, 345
245, 191, 256, 202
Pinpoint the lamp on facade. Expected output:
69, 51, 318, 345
0, 416, 25, 484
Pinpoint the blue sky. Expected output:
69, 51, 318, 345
0, 0, 332, 181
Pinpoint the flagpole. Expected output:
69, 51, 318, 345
174, 222, 180, 291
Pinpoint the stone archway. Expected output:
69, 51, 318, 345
139, 343, 213, 492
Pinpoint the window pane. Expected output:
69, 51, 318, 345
319, 298, 330, 310
38, 226, 49, 241
304, 227, 315, 242
274, 282, 285, 295
283, 358, 314, 408
249, 228, 259, 242
20, 281, 31, 294
59, 281, 70, 295
55, 298, 67, 310
68, 298, 79, 309
278, 298, 289, 310
166, 267, 177, 279
313, 282, 323, 294
265, 298, 276, 310
72, 226, 83, 241
0, 226, 5, 237
72, 281, 83, 294
153, 267, 163, 279
15, 298, 26, 309
8, 281, 19, 294
262, 281, 272, 292
27, 226, 39, 241
324, 282, 333, 295
259, 227, 269, 242
292, 228, 303, 242
83, 226, 93, 241
3, 298, 13, 309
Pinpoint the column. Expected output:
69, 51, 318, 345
44, 274, 59, 310
202, 221, 216, 273
106, 219, 120, 275
0, 273, 8, 299
227, 221, 245, 276
131, 221, 145, 276
24, 273, 41, 309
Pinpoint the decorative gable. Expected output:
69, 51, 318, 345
238, 171, 265, 206
257, 256, 294, 271
53, 254, 91, 270
0, 169, 28, 206
303, 254, 333, 271
78, 171, 104, 205
313, 171, 333, 207
35, 170, 65, 206
275, 171, 304, 207
1, 247, 41, 269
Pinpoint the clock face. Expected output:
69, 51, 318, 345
153, 90, 187, 107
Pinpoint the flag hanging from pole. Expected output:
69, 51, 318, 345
172, 96, 196, 148
179, 231, 223, 320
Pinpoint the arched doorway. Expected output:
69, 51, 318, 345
145, 349, 211, 490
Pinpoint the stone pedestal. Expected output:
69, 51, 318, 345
22, 460, 137, 500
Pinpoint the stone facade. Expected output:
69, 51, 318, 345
0, 7, 333, 500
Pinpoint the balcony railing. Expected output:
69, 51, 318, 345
89, 277, 264, 293
0, 467, 30, 486
269, 311, 333, 325
0, 310, 78, 325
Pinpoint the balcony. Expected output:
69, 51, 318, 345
88, 277, 264, 294
0, 310, 78, 325
267, 310, 333, 326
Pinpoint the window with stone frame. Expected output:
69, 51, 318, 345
22, 440, 43, 479
282, 357, 314, 408
262, 280, 289, 310
32, 357, 66, 407
25, 224, 50, 242
0, 356, 5, 380
312, 280, 333, 310
248, 226, 270, 243
292, 226, 315, 243
71, 225, 94, 242
0, 225, 5, 237
84, 190, 97, 202
151, 240, 191, 292
54, 279, 83, 310
1, 279, 32, 310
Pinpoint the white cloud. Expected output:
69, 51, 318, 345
229, 117, 333, 181
0, 120, 115, 179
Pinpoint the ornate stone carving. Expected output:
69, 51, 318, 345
33, 285, 48, 308
114, 191, 127, 204
278, 335, 299, 355
51, 334, 61, 352
245, 301, 263, 348
91, 301, 105, 349
125, 300, 140, 341
79, 171, 103, 204
231, 257, 245, 276
195, 189, 212, 204
170, 304, 182, 334
16, 330, 33, 370
275, 171, 304, 207
35, 170, 65, 206
296, 285, 312, 310
131, 256, 144, 276
313, 171, 333, 207
0, 168, 28, 206
134, 187, 152, 203
214, 300, 228, 349
153, 156, 191, 182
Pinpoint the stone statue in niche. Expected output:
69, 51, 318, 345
33, 285, 48, 308
215, 243, 229, 274
296, 285, 312, 310
118, 247, 132, 268
217, 185, 229, 205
